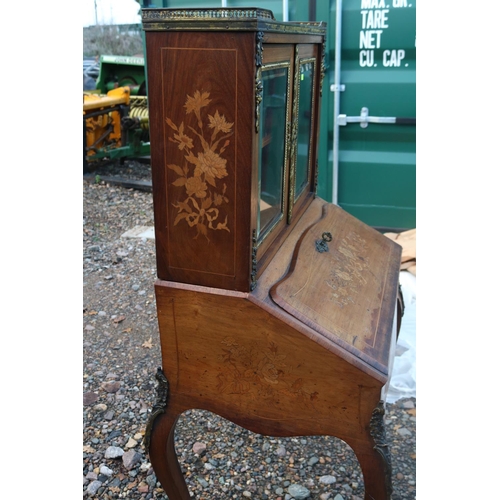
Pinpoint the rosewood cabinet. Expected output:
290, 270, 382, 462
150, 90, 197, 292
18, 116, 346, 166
142, 8, 402, 500
143, 7, 326, 292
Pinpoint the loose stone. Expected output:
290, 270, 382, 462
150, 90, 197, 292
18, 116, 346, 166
287, 484, 311, 499
146, 474, 157, 488
105, 446, 124, 459
126, 437, 138, 448
139, 462, 151, 472
83, 392, 99, 406
109, 478, 121, 488
197, 477, 209, 488
138, 482, 149, 493
86, 480, 102, 496
397, 427, 412, 437
102, 381, 121, 393
100, 465, 113, 476
319, 475, 336, 484
276, 445, 287, 457
122, 450, 141, 470
193, 442, 207, 455
341, 484, 353, 494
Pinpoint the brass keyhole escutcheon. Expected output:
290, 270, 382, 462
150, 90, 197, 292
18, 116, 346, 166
315, 232, 332, 253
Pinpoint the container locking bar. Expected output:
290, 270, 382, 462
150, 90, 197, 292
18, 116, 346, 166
338, 107, 416, 128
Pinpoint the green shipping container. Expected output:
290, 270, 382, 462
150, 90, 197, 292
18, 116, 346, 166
139, 0, 416, 230
323, 0, 416, 230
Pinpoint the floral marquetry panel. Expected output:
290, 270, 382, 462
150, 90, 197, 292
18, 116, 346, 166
162, 48, 237, 275
147, 32, 255, 291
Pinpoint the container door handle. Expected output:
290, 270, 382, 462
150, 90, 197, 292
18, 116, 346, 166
338, 107, 416, 128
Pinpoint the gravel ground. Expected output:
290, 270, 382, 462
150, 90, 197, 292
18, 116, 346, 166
83, 160, 416, 499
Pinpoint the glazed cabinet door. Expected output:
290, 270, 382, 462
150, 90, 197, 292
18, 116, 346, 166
288, 43, 320, 224
255, 44, 294, 261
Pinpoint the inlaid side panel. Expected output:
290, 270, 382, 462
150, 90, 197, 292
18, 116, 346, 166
154, 282, 383, 442
161, 47, 237, 277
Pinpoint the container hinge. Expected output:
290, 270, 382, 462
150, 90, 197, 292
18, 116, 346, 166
338, 107, 416, 128
330, 84, 345, 92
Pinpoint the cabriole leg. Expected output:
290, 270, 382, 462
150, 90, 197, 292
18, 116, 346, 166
144, 368, 191, 500
348, 401, 393, 500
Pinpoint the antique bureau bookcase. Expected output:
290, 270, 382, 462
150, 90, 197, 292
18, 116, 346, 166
142, 8, 402, 500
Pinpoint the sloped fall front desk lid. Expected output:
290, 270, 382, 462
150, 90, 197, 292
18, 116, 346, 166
270, 204, 402, 376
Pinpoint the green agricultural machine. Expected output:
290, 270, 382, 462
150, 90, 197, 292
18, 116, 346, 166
83, 55, 150, 171
95, 55, 148, 96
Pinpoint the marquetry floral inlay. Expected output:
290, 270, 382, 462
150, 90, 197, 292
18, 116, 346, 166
166, 90, 233, 242
325, 231, 368, 307
216, 337, 319, 410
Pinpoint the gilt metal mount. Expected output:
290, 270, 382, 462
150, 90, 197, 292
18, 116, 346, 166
369, 400, 393, 498
255, 32, 264, 134
144, 367, 170, 453
250, 229, 258, 291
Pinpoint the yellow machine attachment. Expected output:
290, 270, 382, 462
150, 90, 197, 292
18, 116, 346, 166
83, 87, 150, 171
127, 95, 149, 133
83, 87, 131, 160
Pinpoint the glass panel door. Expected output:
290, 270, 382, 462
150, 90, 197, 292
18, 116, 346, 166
294, 58, 315, 200
257, 61, 291, 243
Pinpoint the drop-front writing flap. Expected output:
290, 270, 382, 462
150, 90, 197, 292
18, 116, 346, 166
270, 203, 402, 375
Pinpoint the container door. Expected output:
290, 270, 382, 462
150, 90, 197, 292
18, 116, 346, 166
318, 0, 416, 230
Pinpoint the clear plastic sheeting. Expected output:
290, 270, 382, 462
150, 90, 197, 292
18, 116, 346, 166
387, 271, 416, 403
